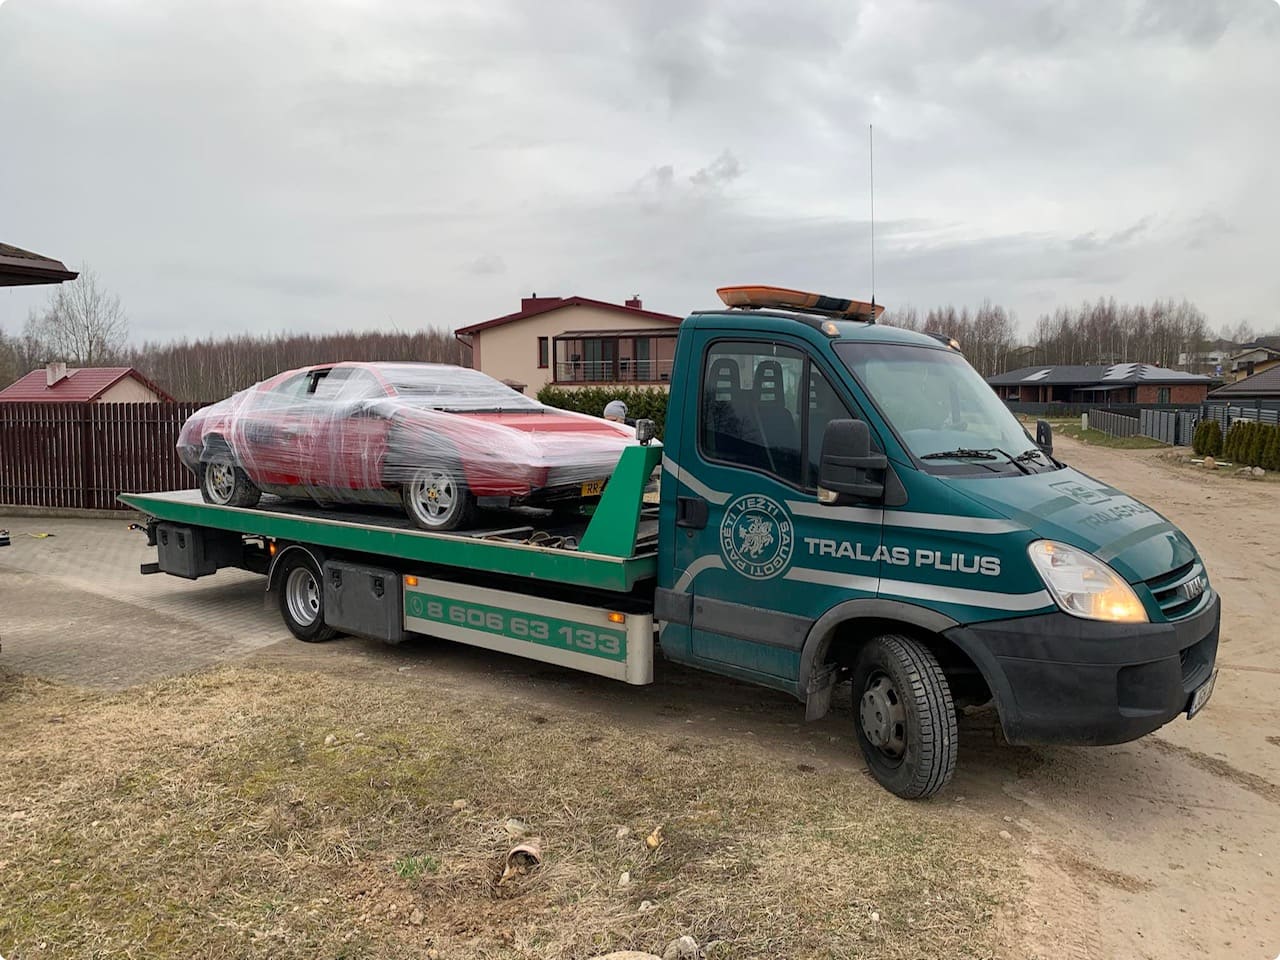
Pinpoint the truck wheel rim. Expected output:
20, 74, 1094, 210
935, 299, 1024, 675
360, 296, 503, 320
207, 460, 235, 503
859, 672, 907, 761
285, 566, 320, 627
409, 469, 457, 524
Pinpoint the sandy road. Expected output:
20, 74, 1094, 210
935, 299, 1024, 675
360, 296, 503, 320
986, 436, 1280, 960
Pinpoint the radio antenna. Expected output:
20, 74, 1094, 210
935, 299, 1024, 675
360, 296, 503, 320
869, 123, 876, 320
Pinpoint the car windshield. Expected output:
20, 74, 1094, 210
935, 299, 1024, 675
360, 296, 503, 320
376, 364, 543, 411
835, 342, 1052, 472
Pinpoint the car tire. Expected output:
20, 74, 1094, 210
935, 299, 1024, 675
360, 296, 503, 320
402, 463, 476, 531
276, 552, 339, 642
851, 634, 957, 799
199, 443, 261, 508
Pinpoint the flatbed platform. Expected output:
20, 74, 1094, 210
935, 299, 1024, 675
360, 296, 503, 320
118, 489, 659, 593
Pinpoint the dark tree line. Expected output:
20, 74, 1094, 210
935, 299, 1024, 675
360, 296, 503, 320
2, 324, 467, 401
126, 329, 469, 400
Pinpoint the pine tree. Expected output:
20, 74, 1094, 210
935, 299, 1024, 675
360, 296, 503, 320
1206, 420, 1223, 458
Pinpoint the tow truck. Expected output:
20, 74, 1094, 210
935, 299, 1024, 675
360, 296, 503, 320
124, 285, 1220, 798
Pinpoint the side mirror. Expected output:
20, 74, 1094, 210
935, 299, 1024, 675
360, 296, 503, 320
818, 419, 888, 503
1035, 419, 1053, 456
634, 419, 657, 446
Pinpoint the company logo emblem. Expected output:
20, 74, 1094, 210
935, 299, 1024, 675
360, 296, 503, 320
1180, 574, 1207, 601
720, 494, 794, 580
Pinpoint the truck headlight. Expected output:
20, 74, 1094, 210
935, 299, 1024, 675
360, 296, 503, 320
1027, 540, 1147, 623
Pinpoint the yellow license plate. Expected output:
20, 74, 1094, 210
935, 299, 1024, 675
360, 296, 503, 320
581, 479, 605, 497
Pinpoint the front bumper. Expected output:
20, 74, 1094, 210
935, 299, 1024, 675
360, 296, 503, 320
944, 592, 1220, 746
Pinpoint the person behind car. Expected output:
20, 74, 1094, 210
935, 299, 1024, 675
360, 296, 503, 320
603, 400, 635, 426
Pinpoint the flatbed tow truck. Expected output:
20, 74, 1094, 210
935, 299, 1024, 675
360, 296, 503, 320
124, 286, 1220, 798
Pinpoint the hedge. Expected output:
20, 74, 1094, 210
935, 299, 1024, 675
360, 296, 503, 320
536, 385, 670, 439
1220, 420, 1280, 469
1191, 419, 1222, 458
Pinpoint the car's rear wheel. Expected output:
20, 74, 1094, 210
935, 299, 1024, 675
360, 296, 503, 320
199, 444, 261, 508
851, 634, 957, 799
402, 464, 475, 531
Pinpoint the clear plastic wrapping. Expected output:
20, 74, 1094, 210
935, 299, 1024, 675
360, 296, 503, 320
177, 362, 638, 530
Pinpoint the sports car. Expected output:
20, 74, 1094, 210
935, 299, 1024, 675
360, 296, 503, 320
177, 362, 636, 530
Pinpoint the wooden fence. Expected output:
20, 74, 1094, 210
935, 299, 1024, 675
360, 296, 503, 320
0, 402, 206, 510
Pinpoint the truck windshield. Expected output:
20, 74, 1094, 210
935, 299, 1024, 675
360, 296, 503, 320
835, 342, 1049, 471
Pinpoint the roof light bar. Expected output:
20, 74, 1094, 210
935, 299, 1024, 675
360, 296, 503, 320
716, 285, 885, 321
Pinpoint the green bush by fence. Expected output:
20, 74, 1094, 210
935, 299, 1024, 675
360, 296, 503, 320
1221, 421, 1280, 470
1191, 420, 1222, 458
536, 385, 670, 439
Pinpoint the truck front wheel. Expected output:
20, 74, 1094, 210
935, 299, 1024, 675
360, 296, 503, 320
277, 553, 339, 643
851, 634, 957, 799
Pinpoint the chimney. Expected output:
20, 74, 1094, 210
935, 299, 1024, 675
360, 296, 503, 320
521, 292, 562, 311
625, 294, 643, 309
46, 361, 68, 387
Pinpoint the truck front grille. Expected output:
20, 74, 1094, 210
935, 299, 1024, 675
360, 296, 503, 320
1144, 561, 1209, 621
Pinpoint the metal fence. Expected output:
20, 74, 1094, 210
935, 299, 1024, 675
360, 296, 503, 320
1086, 409, 1140, 438
1138, 409, 1198, 446
1200, 403, 1280, 431
1006, 401, 1201, 419
0, 402, 203, 510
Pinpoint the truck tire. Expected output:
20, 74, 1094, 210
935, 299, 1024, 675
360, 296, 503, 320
277, 553, 339, 642
199, 443, 261, 508
851, 634, 957, 799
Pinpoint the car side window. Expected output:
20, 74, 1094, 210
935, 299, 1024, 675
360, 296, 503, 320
699, 341, 804, 487
310, 368, 355, 401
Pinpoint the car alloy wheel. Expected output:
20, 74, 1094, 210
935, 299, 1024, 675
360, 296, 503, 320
407, 467, 463, 528
204, 456, 237, 504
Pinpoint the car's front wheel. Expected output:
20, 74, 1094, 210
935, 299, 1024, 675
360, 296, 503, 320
851, 634, 958, 799
199, 445, 261, 508
402, 464, 475, 531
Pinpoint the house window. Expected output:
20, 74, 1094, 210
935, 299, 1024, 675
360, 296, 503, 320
1158, 387, 1170, 404
537, 337, 549, 369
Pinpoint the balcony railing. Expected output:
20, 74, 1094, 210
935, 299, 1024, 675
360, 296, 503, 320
554, 359, 673, 384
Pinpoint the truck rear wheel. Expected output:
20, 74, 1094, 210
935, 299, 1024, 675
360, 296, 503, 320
851, 634, 957, 799
277, 553, 339, 643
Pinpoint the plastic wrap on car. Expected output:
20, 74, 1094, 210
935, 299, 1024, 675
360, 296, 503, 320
176, 362, 637, 507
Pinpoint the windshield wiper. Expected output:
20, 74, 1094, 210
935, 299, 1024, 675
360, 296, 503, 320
921, 448, 999, 460
1014, 448, 1045, 463
923, 447, 1033, 474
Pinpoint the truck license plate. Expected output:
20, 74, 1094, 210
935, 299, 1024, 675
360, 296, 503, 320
580, 479, 605, 497
1188, 670, 1217, 718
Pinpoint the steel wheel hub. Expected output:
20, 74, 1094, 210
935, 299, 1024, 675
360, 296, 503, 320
285, 567, 320, 627
859, 673, 907, 758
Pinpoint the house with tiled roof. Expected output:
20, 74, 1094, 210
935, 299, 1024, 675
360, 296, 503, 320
0, 364, 173, 403
1208, 365, 1280, 402
1225, 337, 1280, 383
455, 294, 682, 393
987, 363, 1211, 405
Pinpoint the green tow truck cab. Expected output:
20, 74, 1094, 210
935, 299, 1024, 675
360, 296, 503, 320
124, 285, 1220, 798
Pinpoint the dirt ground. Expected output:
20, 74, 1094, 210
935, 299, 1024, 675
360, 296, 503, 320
1, 434, 1278, 959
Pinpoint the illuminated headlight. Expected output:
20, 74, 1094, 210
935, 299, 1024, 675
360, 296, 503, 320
1027, 540, 1147, 623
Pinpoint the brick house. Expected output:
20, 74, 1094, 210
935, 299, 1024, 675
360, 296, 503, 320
455, 294, 682, 393
987, 363, 1210, 405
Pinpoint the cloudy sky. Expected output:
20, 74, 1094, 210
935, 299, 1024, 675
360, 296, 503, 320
1, 0, 1277, 345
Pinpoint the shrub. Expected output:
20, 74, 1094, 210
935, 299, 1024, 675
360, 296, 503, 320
1223, 423, 1242, 462
1248, 423, 1267, 467
536, 385, 670, 439
1204, 420, 1223, 458
1192, 420, 1210, 456
1263, 426, 1280, 472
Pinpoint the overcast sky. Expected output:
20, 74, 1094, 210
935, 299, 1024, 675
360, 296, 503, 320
1, 0, 1277, 345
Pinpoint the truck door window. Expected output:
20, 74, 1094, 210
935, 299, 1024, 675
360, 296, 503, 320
805, 365, 855, 488
699, 341, 804, 486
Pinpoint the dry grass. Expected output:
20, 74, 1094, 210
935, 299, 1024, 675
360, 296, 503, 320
1, 664, 1017, 959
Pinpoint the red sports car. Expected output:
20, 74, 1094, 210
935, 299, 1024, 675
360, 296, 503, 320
177, 362, 636, 530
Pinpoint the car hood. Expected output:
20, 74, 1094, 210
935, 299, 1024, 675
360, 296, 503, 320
942, 466, 1197, 584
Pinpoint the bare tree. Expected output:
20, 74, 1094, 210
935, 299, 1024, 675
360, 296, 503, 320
24, 266, 129, 365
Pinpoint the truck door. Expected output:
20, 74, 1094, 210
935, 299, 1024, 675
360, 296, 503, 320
667, 337, 883, 687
